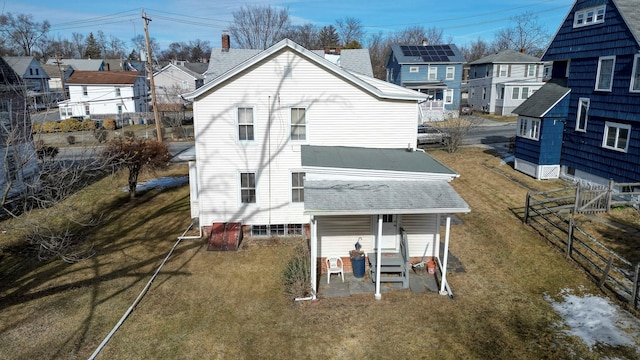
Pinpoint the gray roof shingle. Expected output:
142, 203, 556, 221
512, 82, 571, 117
469, 49, 542, 65
614, 0, 640, 45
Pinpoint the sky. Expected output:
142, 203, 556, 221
5, 0, 575, 51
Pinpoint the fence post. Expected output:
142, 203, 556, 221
566, 217, 574, 259
524, 192, 530, 224
632, 263, 640, 311
598, 256, 614, 289
574, 186, 580, 214
607, 179, 614, 213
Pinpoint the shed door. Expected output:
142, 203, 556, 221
377, 214, 398, 251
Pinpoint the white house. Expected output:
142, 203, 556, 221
468, 50, 546, 115
57, 71, 147, 123
182, 39, 470, 300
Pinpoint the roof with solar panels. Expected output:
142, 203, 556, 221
389, 43, 466, 64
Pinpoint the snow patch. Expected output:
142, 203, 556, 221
545, 289, 640, 349
121, 176, 189, 192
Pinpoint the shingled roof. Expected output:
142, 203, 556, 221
66, 71, 140, 85
469, 49, 542, 65
513, 81, 571, 118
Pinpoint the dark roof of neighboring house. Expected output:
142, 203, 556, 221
183, 62, 208, 75
0, 57, 20, 84
40, 63, 70, 78
45, 58, 104, 71
66, 71, 140, 85
513, 81, 571, 117
469, 49, 542, 65
103, 58, 142, 72
389, 44, 466, 64
3, 56, 48, 78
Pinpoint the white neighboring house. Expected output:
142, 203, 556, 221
468, 50, 545, 115
153, 61, 206, 110
57, 71, 147, 123
182, 39, 470, 300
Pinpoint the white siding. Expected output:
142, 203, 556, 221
194, 50, 421, 226
64, 84, 138, 117
317, 215, 373, 258
401, 214, 439, 258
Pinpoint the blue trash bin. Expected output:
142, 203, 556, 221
351, 256, 365, 278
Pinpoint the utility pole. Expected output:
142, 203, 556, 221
142, 10, 162, 142
54, 55, 67, 100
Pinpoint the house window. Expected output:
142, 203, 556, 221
82, 86, 88, 96
496, 86, 503, 100
84, 105, 90, 116
237, 107, 254, 141
482, 87, 486, 100
290, 107, 306, 141
630, 54, 640, 92
574, 6, 606, 28
521, 87, 529, 99
428, 67, 437, 80
117, 105, 123, 115
182, 80, 189, 90
251, 224, 305, 237
446, 67, 455, 80
29, 68, 33, 75
512, 87, 520, 100
36, 68, 39, 75
444, 89, 453, 104
115, 88, 121, 97
595, 56, 615, 91
517, 117, 541, 141
602, 122, 630, 152
499, 65, 508, 77
291, 172, 304, 203
240, 172, 256, 203
409, 66, 419, 73
527, 64, 536, 77
576, 98, 589, 132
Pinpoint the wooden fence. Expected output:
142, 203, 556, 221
524, 190, 640, 311
575, 179, 640, 214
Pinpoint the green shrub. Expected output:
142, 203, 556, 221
81, 120, 97, 131
41, 121, 61, 133
103, 118, 116, 130
282, 243, 311, 299
59, 118, 82, 132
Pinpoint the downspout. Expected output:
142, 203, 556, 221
268, 95, 272, 228
295, 216, 317, 301
177, 221, 203, 240
375, 215, 382, 300
439, 215, 452, 296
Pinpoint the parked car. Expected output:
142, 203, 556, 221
417, 124, 451, 145
460, 103, 473, 116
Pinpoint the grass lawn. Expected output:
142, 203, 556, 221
1, 148, 639, 359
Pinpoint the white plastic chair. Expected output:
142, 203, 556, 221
326, 257, 344, 284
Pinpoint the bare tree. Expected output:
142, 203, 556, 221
336, 17, 365, 46
0, 13, 50, 56
71, 32, 85, 59
285, 23, 321, 49
188, 39, 211, 62
459, 38, 490, 63
366, 32, 390, 80
229, 5, 291, 49
442, 117, 484, 153
391, 26, 447, 45
492, 12, 550, 56
131, 34, 160, 62
102, 135, 170, 199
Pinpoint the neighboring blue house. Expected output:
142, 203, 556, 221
386, 42, 466, 121
513, 0, 640, 185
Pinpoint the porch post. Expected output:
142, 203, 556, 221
439, 215, 451, 295
310, 216, 317, 299
375, 215, 382, 300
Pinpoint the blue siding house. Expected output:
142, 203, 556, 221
513, 0, 640, 184
386, 42, 466, 121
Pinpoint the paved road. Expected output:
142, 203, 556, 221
56, 141, 195, 162
463, 116, 516, 146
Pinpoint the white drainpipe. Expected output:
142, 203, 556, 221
439, 215, 451, 296
375, 215, 383, 300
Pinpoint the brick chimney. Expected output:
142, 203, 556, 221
222, 31, 230, 52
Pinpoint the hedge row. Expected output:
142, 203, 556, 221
32, 118, 118, 133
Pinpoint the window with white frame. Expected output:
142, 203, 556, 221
521, 87, 529, 99
499, 65, 508, 77
409, 66, 419, 73
237, 107, 254, 141
290, 107, 306, 141
240, 172, 256, 203
602, 122, 630, 152
0, 100, 11, 134
291, 172, 304, 203
428, 66, 438, 80
182, 80, 189, 89
527, 64, 536, 77
576, 98, 589, 131
482, 87, 486, 100
574, 5, 606, 28
517, 117, 541, 140
444, 89, 453, 104
595, 56, 615, 91
630, 54, 640, 92
512, 87, 520, 99
115, 87, 121, 97
84, 105, 90, 116
82, 86, 88, 96
446, 66, 455, 80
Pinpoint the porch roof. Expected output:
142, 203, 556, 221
304, 179, 470, 215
